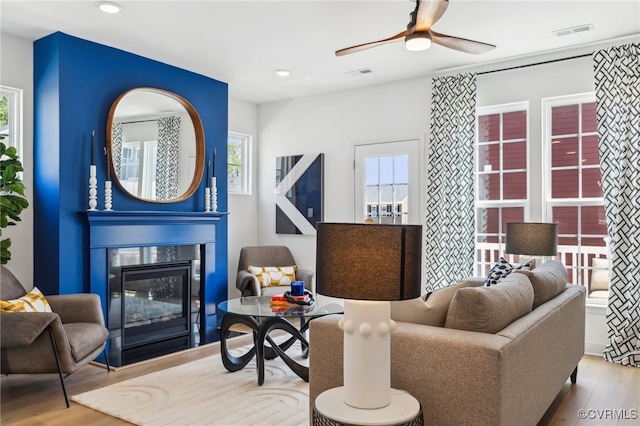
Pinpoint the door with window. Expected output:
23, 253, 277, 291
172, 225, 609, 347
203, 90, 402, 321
354, 140, 420, 224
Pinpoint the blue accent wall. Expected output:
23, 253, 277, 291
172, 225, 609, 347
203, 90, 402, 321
33, 32, 228, 329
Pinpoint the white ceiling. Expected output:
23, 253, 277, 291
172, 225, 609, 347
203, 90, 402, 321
1, 1, 639, 104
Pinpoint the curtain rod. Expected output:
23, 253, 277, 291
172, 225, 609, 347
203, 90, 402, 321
477, 52, 592, 75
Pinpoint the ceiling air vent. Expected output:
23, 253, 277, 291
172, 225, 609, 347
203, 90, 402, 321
346, 68, 373, 77
552, 24, 594, 37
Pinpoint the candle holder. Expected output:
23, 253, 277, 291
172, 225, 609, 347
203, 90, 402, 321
88, 165, 98, 211
211, 177, 218, 212
204, 187, 211, 212
104, 180, 113, 211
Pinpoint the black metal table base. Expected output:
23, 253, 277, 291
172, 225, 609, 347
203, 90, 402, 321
220, 313, 310, 385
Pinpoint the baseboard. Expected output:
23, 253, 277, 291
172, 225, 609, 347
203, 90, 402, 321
585, 341, 605, 357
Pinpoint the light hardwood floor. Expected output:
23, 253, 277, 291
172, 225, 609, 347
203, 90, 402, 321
2, 347, 639, 426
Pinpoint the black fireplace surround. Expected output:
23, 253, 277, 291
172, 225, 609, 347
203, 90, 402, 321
108, 247, 198, 366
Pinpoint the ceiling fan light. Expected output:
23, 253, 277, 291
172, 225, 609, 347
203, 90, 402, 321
405, 33, 432, 52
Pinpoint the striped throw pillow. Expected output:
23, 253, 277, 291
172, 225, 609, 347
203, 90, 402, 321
0, 287, 52, 312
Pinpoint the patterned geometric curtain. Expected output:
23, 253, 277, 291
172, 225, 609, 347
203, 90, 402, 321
156, 116, 181, 200
593, 43, 640, 367
111, 122, 123, 179
425, 73, 477, 291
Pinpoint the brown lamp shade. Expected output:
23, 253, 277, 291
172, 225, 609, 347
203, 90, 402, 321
315, 223, 422, 301
505, 222, 558, 256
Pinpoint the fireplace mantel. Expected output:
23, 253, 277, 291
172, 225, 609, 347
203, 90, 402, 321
86, 211, 227, 247
85, 210, 228, 346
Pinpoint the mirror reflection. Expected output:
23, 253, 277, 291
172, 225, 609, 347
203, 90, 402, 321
107, 88, 204, 202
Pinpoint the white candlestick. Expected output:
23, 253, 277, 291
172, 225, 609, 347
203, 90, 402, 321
204, 187, 211, 212
104, 180, 112, 211
88, 165, 97, 211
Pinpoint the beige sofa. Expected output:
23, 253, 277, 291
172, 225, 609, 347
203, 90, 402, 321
309, 261, 586, 426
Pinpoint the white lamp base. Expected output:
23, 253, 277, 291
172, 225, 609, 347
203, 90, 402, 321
339, 299, 395, 409
314, 387, 422, 426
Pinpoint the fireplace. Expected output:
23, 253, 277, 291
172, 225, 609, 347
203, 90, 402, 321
86, 211, 227, 367
107, 246, 201, 366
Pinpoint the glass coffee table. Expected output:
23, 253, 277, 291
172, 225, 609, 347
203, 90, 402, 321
218, 295, 343, 385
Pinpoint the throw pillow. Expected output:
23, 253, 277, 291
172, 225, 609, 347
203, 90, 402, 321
390, 278, 484, 327
0, 287, 52, 312
248, 265, 296, 287
590, 257, 610, 291
484, 257, 534, 286
515, 260, 567, 309
445, 273, 534, 333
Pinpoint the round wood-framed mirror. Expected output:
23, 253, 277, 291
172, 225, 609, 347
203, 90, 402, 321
106, 87, 205, 203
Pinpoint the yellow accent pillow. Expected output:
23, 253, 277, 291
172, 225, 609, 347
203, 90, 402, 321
248, 265, 297, 287
0, 287, 52, 312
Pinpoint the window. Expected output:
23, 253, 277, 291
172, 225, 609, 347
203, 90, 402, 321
228, 132, 250, 194
119, 140, 158, 199
475, 94, 608, 299
475, 102, 529, 275
354, 140, 420, 224
544, 94, 607, 294
0, 86, 23, 156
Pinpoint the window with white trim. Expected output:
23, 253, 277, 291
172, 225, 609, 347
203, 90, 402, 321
475, 94, 608, 299
228, 132, 250, 195
0, 86, 23, 156
544, 93, 607, 296
475, 102, 529, 275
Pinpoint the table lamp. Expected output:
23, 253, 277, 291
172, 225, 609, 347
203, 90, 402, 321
315, 222, 422, 409
505, 222, 558, 267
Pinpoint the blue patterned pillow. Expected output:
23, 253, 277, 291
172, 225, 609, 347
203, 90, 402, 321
484, 257, 533, 286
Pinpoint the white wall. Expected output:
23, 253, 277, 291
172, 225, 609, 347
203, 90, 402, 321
256, 78, 431, 274
1, 33, 34, 286
227, 97, 259, 298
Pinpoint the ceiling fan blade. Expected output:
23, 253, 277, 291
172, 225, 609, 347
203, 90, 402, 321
430, 31, 496, 54
415, 0, 449, 31
335, 30, 408, 56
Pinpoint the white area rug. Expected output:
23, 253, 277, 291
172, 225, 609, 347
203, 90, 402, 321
71, 343, 309, 426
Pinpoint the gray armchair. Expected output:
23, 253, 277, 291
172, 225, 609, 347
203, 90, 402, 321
0, 266, 109, 407
236, 246, 314, 297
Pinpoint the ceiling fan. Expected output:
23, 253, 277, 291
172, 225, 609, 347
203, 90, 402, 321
335, 0, 496, 56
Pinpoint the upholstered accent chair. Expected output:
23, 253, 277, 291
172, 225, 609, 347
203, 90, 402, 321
236, 246, 314, 297
0, 266, 110, 407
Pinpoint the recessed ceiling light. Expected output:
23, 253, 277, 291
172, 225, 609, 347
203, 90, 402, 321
274, 69, 291, 77
96, 1, 124, 14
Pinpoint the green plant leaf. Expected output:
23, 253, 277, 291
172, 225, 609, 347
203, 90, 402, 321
0, 142, 28, 265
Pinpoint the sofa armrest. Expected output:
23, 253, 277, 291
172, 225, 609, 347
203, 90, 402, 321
47, 293, 105, 326
0, 312, 59, 347
236, 270, 260, 296
295, 269, 315, 293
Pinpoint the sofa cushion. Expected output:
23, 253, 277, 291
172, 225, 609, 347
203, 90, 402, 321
515, 260, 567, 309
390, 279, 483, 327
445, 273, 534, 333
484, 257, 534, 286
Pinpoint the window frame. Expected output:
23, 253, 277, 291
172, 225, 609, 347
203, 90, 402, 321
227, 131, 251, 195
0, 85, 23, 157
542, 92, 608, 297
475, 101, 530, 275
